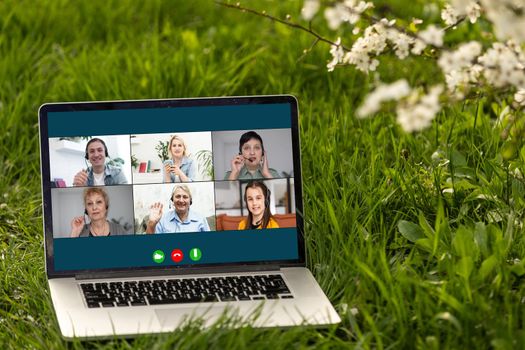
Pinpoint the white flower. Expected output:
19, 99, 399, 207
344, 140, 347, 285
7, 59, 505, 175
301, 0, 320, 21
478, 42, 525, 88
419, 25, 444, 47
438, 41, 482, 93
466, 2, 481, 24
350, 0, 374, 14
479, 0, 525, 43
515, 90, 525, 106
341, 20, 393, 72
452, 41, 483, 68
324, 5, 346, 30
441, 4, 459, 26
388, 31, 414, 59
396, 85, 443, 132
324, 1, 373, 29
327, 37, 344, 72
411, 39, 427, 55
356, 79, 411, 117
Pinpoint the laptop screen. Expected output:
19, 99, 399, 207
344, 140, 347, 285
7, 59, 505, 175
39, 96, 304, 276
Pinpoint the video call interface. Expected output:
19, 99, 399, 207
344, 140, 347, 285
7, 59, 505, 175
46, 103, 300, 271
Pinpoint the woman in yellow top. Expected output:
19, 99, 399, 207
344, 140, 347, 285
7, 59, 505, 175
238, 181, 280, 230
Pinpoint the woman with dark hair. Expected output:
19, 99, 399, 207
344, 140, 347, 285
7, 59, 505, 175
225, 131, 279, 180
70, 187, 128, 237
238, 181, 279, 230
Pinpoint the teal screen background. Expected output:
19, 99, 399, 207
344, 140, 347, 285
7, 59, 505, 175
47, 102, 300, 272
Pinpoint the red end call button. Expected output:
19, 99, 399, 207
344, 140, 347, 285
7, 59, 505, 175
171, 249, 184, 263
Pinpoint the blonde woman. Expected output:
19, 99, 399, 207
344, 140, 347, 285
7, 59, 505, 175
162, 135, 197, 182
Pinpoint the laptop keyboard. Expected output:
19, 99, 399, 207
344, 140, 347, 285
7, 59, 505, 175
80, 274, 293, 308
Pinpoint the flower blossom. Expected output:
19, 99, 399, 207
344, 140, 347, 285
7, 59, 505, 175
341, 19, 394, 72
327, 38, 344, 72
477, 42, 525, 89
419, 25, 444, 47
479, 0, 525, 43
396, 85, 444, 132
465, 2, 481, 23
301, 0, 320, 21
441, 4, 459, 26
388, 31, 414, 59
356, 79, 411, 117
324, 0, 373, 30
515, 90, 525, 106
438, 41, 482, 96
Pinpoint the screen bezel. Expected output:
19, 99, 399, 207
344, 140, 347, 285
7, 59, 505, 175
39, 95, 306, 278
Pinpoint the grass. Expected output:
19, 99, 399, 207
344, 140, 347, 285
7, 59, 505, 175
1, 0, 525, 348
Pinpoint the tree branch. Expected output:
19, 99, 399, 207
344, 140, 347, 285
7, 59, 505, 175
215, 1, 351, 50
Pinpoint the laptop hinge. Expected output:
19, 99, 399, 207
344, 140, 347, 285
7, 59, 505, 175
74, 265, 282, 280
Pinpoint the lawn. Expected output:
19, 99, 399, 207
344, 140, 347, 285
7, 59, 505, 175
1, 0, 524, 348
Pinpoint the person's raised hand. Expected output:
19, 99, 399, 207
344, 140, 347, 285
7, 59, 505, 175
70, 216, 85, 237
73, 170, 88, 186
148, 202, 163, 224
261, 153, 273, 178
231, 155, 244, 173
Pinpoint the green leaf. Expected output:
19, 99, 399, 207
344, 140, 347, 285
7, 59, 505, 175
398, 220, 424, 243
474, 222, 489, 258
452, 226, 477, 259
450, 149, 467, 167
457, 256, 474, 280
325, 194, 341, 235
510, 263, 525, 277
415, 238, 433, 252
501, 142, 518, 161
479, 255, 498, 280
417, 211, 435, 239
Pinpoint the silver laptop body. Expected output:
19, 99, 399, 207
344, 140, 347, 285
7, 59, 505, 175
39, 95, 340, 339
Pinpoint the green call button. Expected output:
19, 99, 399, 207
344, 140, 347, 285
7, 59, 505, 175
189, 248, 202, 261
153, 250, 165, 263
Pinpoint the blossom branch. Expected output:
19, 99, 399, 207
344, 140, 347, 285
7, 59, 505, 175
215, 1, 351, 51
217, 0, 466, 58
218, 0, 525, 135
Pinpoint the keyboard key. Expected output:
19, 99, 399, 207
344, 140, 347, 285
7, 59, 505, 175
219, 295, 237, 302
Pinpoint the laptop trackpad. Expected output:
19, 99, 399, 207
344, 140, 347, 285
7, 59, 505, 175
155, 306, 225, 328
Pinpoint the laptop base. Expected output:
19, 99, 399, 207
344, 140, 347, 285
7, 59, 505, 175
49, 267, 340, 339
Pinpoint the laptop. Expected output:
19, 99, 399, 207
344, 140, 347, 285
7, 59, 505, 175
39, 95, 340, 339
